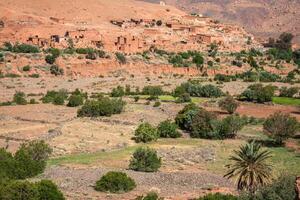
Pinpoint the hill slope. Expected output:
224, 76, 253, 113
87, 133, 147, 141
141, 0, 300, 44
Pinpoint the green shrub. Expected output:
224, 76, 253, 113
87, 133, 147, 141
36, 180, 65, 200
29, 98, 37, 104
0, 148, 17, 179
218, 95, 239, 114
142, 86, 164, 96
29, 73, 40, 78
22, 65, 31, 72
5, 73, 21, 78
41, 90, 68, 104
13, 91, 27, 105
50, 65, 64, 76
214, 74, 232, 82
53, 95, 65, 105
239, 84, 275, 103
67, 95, 84, 107
197, 193, 238, 200
116, 52, 126, 64
157, 120, 181, 138
173, 82, 223, 98
241, 175, 296, 200
263, 112, 298, 145
216, 115, 245, 139
153, 101, 161, 107
45, 54, 56, 64
11, 43, 40, 53
279, 86, 299, 97
175, 93, 191, 103
147, 95, 159, 101
95, 171, 136, 193
14, 140, 52, 179
129, 147, 161, 172
47, 48, 60, 58
259, 71, 281, 82
78, 97, 125, 117
134, 123, 159, 143
134, 96, 140, 102
0, 179, 65, 200
135, 192, 163, 200
111, 86, 125, 97
190, 108, 217, 139
175, 103, 200, 131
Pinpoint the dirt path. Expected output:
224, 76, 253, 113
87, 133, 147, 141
42, 166, 235, 200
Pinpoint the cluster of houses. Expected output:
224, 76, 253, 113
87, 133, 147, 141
22, 14, 253, 54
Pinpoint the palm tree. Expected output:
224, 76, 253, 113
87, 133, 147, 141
224, 141, 272, 193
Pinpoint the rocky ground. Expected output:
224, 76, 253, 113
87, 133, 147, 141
42, 166, 234, 200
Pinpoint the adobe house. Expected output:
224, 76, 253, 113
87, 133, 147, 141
27, 35, 53, 48
0, 20, 4, 28
113, 35, 145, 54
110, 19, 125, 27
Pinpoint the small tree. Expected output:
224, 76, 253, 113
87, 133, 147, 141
95, 171, 136, 193
115, 52, 126, 64
111, 86, 125, 97
134, 123, 159, 143
67, 95, 84, 107
225, 141, 272, 193
13, 91, 27, 105
218, 95, 239, 114
14, 140, 52, 179
129, 147, 161, 172
45, 55, 56, 64
263, 112, 298, 145
157, 120, 181, 138
36, 180, 65, 200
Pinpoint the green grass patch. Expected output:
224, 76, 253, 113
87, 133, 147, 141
272, 97, 300, 106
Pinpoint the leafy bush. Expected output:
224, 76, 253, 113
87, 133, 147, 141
14, 140, 52, 179
129, 147, 161, 172
134, 123, 159, 143
45, 54, 56, 64
241, 175, 296, 200
190, 108, 217, 139
111, 86, 125, 97
116, 52, 126, 64
153, 101, 161, 107
134, 96, 140, 102
259, 71, 281, 82
175, 103, 200, 131
142, 86, 164, 96
36, 180, 65, 200
175, 93, 191, 103
157, 120, 181, 138
9, 43, 40, 53
77, 97, 125, 117
218, 95, 239, 114
279, 86, 299, 97
216, 115, 245, 139
22, 65, 31, 72
67, 95, 84, 107
135, 192, 163, 200
41, 90, 68, 104
0, 140, 52, 180
214, 74, 232, 82
29, 73, 40, 78
50, 65, 64, 76
53, 95, 65, 105
239, 84, 275, 103
263, 112, 298, 145
13, 91, 27, 105
173, 82, 223, 98
197, 193, 238, 200
29, 98, 37, 104
95, 171, 136, 193
0, 179, 65, 200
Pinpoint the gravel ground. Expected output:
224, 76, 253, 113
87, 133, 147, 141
42, 166, 234, 200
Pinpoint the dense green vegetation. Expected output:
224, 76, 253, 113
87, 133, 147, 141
0, 140, 52, 180
78, 96, 125, 117
0, 179, 65, 200
95, 171, 136, 193
134, 122, 159, 143
129, 147, 161, 172
173, 82, 223, 98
